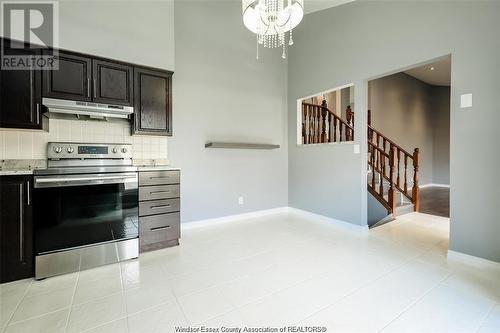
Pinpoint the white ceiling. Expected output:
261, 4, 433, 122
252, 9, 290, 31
404, 56, 451, 86
304, 0, 356, 14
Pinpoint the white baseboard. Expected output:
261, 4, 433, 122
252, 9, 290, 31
287, 207, 369, 232
447, 250, 500, 268
419, 183, 450, 188
181, 206, 369, 233
181, 207, 289, 230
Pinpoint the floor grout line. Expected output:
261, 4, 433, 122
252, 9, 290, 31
376, 272, 453, 332
3, 279, 33, 329
474, 302, 497, 333
63, 271, 80, 333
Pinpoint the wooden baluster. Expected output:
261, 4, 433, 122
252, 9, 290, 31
379, 153, 384, 196
404, 154, 408, 194
388, 147, 397, 216
302, 104, 306, 144
396, 148, 401, 188
310, 106, 314, 144
313, 106, 318, 143
328, 113, 332, 142
339, 123, 343, 142
321, 100, 328, 143
333, 117, 337, 142
315, 106, 320, 143
346, 106, 353, 140
371, 147, 376, 189
412, 148, 420, 212
375, 136, 380, 169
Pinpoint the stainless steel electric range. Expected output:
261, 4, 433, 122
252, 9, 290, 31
33, 142, 139, 279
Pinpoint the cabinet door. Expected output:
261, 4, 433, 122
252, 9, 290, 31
0, 176, 34, 283
92, 59, 133, 106
133, 67, 172, 136
43, 51, 92, 102
0, 40, 42, 129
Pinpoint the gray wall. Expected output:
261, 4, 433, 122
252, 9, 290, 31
288, 1, 500, 262
169, 1, 288, 223
57, 0, 174, 70
368, 72, 450, 186
432, 86, 451, 185
368, 73, 435, 186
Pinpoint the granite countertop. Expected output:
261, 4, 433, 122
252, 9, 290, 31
0, 169, 39, 176
0, 159, 47, 176
136, 165, 180, 171
0, 159, 180, 176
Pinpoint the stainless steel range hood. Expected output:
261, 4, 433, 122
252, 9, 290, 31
43, 98, 133, 120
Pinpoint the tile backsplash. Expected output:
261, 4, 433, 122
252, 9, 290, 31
0, 118, 168, 161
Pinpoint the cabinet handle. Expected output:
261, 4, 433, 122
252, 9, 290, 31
36, 104, 40, 125
30, 69, 34, 123
93, 79, 97, 98
151, 204, 171, 209
26, 181, 31, 205
19, 184, 24, 263
150, 225, 171, 231
150, 190, 170, 195
87, 78, 91, 97
150, 176, 170, 180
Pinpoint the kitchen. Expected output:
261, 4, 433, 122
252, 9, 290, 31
0, 38, 181, 282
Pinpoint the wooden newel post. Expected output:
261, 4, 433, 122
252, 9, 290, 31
346, 106, 353, 140
368, 109, 372, 126
321, 100, 328, 143
388, 146, 397, 216
412, 148, 420, 212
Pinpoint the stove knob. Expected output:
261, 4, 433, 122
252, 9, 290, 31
67, 147, 74, 154
112, 147, 118, 153
53, 146, 62, 154
121, 147, 128, 153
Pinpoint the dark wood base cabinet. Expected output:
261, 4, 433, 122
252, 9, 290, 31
138, 170, 180, 252
0, 176, 34, 283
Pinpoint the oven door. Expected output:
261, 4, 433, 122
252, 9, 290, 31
33, 172, 138, 255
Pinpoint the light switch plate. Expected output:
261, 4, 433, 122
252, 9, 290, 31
460, 93, 473, 108
354, 144, 360, 154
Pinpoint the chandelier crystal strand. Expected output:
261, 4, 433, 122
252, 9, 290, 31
242, 0, 303, 59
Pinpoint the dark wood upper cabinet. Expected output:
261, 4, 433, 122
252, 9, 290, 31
92, 59, 133, 106
133, 67, 172, 136
43, 52, 133, 106
0, 40, 43, 129
43, 51, 92, 102
0, 176, 34, 283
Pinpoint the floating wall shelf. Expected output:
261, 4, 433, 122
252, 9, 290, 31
205, 142, 280, 150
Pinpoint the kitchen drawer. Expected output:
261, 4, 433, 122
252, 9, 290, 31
139, 198, 180, 217
140, 213, 180, 246
139, 184, 180, 201
139, 170, 180, 186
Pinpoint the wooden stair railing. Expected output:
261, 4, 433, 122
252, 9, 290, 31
367, 110, 420, 216
302, 100, 354, 144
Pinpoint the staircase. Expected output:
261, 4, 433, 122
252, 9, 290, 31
367, 109, 420, 219
301, 102, 420, 220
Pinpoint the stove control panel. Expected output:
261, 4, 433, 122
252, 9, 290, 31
48, 142, 133, 159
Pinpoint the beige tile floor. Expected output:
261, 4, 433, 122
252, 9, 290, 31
0, 212, 499, 332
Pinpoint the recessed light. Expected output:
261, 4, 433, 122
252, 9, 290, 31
430, 66, 435, 71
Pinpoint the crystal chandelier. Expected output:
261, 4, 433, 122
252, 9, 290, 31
242, 0, 304, 59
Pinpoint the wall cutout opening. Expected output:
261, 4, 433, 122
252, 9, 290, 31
298, 84, 354, 145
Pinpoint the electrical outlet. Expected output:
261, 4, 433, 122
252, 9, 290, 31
238, 196, 244, 205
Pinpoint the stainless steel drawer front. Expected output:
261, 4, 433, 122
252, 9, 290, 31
139, 170, 180, 186
139, 198, 180, 216
139, 184, 180, 201
140, 213, 180, 246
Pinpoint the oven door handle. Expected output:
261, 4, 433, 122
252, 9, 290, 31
34, 173, 138, 188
